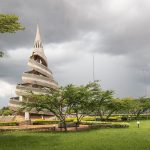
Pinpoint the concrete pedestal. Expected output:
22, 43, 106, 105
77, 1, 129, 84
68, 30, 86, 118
25, 112, 30, 120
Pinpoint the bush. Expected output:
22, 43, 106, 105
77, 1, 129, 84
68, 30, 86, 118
81, 121, 129, 128
81, 116, 96, 121
136, 114, 150, 120
96, 116, 121, 122
0, 122, 19, 126
0, 107, 13, 116
112, 114, 150, 121
33, 120, 60, 125
65, 118, 75, 122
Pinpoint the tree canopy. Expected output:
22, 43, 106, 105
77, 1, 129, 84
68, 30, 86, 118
0, 14, 24, 33
0, 14, 24, 57
22, 81, 150, 130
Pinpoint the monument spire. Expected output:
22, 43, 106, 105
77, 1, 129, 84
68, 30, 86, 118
34, 24, 43, 48
9, 25, 59, 120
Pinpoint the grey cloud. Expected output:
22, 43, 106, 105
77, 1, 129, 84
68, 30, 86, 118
0, 0, 87, 50
1, 0, 150, 107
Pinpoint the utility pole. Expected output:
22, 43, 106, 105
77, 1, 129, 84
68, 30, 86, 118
93, 55, 95, 82
142, 69, 147, 97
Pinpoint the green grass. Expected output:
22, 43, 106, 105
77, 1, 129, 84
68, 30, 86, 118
0, 120, 150, 150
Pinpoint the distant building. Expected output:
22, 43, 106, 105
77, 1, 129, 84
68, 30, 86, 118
9, 25, 59, 120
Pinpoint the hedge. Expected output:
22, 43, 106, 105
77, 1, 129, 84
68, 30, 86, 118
96, 116, 121, 122
33, 120, 60, 125
81, 116, 96, 121
0, 122, 19, 126
111, 114, 150, 121
81, 121, 129, 128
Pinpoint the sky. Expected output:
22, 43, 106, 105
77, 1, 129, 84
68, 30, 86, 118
0, 0, 150, 107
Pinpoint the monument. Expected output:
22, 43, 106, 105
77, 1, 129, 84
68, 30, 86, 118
9, 25, 59, 120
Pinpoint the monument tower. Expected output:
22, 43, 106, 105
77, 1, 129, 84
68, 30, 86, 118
9, 25, 59, 120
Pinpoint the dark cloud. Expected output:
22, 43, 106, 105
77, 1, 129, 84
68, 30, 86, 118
0, 0, 87, 50
1, 0, 150, 107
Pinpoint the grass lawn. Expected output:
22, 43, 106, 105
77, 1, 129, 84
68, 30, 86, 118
0, 120, 149, 150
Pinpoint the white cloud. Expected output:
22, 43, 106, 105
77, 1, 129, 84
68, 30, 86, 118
0, 80, 16, 107
0, 81, 15, 98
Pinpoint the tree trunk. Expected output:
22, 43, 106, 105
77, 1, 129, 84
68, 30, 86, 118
75, 113, 80, 131
136, 110, 141, 120
98, 111, 103, 120
106, 110, 115, 120
63, 121, 67, 132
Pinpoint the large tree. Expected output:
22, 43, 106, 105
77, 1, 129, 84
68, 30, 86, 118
64, 84, 92, 127
23, 88, 72, 131
134, 97, 150, 119
104, 98, 125, 120
0, 14, 24, 57
86, 81, 114, 120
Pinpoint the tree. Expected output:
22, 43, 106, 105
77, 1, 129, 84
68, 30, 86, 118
0, 107, 13, 116
104, 98, 125, 120
86, 81, 114, 120
135, 97, 150, 119
23, 88, 71, 131
64, 84, 92, 129
0, 14, 24, 57
118, 97, 150, 120
0, 14, 24, 33
121, 97, 138, 119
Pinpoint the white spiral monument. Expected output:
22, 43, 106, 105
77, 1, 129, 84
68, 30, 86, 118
9, 25, 59, 120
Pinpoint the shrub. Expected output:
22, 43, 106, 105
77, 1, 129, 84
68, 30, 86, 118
33, 120, 60, 125
81, 116, 96, 121
96, 116, 121, 122
112, 114, 150, 121
0, 122, 19, 126
0, 107, 13, 116
81, 121, 129, 128
65, 118, 75, 122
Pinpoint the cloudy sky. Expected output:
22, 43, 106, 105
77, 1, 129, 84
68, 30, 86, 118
1, 0, 150, 107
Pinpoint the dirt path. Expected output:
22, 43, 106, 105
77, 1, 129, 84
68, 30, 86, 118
0, 125, 89, 132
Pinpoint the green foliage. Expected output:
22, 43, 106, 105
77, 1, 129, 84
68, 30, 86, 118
23, 88, 76, 131
23, 81, 150, 132
80, 121, 129, 128
96, 116, 121, 122
0, 107, 13, 116
0, 122, 18, 126
33, 120, 60, 125
64, 84, 93, 123
0, 14, 24, 58
81, 116, 96, 121
65, 118, 75, 122
0, 51, 4, 57
0, 14, 24, 33
86, 81, 114, 119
